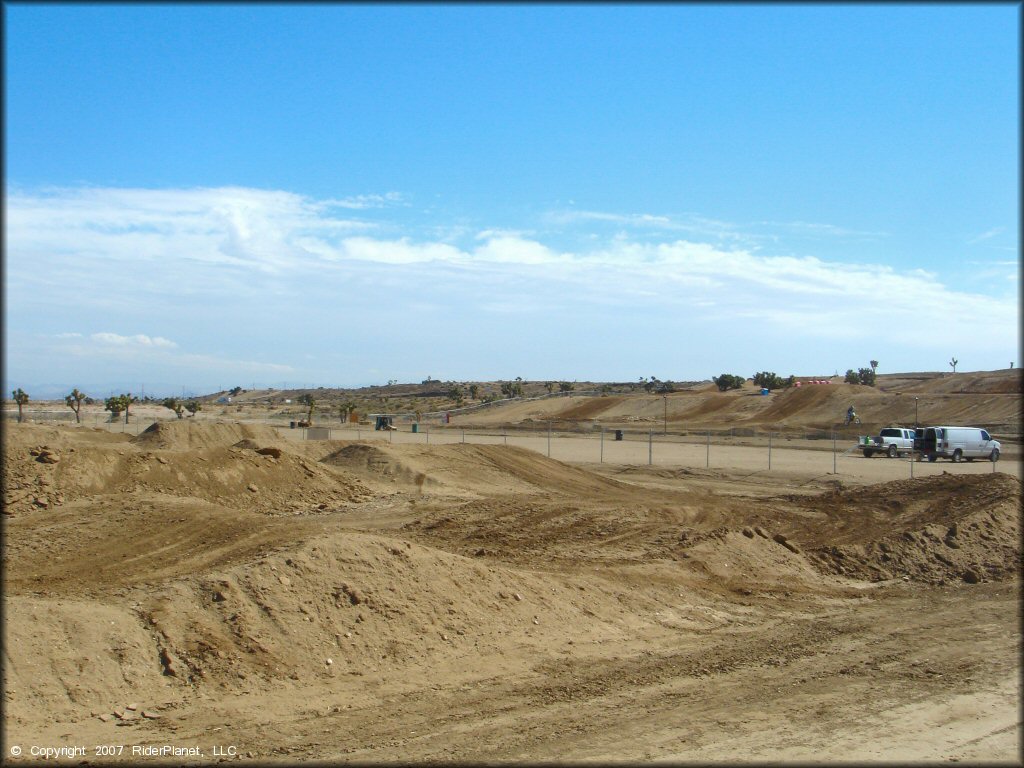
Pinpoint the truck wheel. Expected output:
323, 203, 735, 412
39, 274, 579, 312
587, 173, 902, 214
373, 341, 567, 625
863, 449, 874, 458
927, 453, 938, 462
887, 444, 898, 458
951, 449, 963, 463
990, 448, 1000, 462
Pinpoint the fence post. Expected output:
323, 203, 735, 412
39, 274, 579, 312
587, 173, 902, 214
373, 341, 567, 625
768, 432, 772, 470
462, 429, 465, 444
600, 428, 604, 463
706, 430, 710, 468
833, 432, 837, 474
426, 428, 429, 445
547, 421, 551, 458
648, 430, 653, 465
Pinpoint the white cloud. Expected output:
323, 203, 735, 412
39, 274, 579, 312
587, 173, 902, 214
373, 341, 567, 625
91, 332, 177, 348
322, 192, 405, 210
967, 227, 1005, 244
5, 185, 1018, 388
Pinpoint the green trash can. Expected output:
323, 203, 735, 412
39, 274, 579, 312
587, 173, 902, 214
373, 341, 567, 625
411, 423, 418, 433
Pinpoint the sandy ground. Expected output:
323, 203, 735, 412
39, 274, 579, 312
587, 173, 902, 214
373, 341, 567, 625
2, 413, 1021, 764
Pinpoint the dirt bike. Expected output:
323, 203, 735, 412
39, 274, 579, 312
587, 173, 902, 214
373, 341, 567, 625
844, 413, 862, 426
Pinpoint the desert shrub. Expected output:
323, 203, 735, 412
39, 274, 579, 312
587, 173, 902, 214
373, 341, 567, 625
752, 372, 785, 391
713, 374, 745, 392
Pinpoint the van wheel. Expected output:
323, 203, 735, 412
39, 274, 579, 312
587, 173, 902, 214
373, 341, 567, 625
927, 453, 938, 462
887, 445, 898, 458
951, 449, 963, 463
990, 448, 1000, 462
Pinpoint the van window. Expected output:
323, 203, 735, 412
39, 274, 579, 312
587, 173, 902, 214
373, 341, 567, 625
981, 430, 991, 440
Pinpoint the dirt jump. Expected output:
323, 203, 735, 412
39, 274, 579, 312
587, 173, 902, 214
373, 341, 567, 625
3, 375, 1021, 763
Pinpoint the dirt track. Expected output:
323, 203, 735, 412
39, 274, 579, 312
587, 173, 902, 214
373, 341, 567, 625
2, 416, 1021, 764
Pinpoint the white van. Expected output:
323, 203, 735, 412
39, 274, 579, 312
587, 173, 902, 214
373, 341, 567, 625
918, 426, 1001, 462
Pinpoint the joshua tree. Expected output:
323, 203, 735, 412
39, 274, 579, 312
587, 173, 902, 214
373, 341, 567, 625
447, 385, 464, 406
870, 360, 878, 373
104, 395, 123, 422
162, 397, 185, 419
185, 400, 202, 417
298, 393, 315, 425
500, 381, 522, 398
338, 400, 357, 423
12, 388, 29, 423
65, 388, 86, 423
468, 384, 479, 400
119, 393, 138, 424
545, 382, 555, 394
949, 357, 958, 374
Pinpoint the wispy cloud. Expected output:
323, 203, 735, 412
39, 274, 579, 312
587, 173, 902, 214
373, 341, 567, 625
757, 220, 890, 239
5, 185, 1018, 391
323, 192, 406, 210
967, 226, 1005, 244
91, 332, 177, 348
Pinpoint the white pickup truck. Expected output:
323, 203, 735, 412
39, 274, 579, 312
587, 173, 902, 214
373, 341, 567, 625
860, 427, 917, 458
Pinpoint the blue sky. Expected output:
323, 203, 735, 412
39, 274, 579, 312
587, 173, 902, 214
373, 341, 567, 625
4, 3, 1019, 398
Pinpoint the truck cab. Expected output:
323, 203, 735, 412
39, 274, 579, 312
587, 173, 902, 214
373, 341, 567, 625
862, 427, 917, 458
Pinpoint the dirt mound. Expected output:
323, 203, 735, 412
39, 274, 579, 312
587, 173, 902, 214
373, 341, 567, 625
772, 473, 1022, 584
4, 523, 652, 725
3, 493, 326, 594
131, 420, 282, 450
324, 443, 631, 498
756, 382, 877, 424
3, 425, 371, 518
555, 396, 625, 420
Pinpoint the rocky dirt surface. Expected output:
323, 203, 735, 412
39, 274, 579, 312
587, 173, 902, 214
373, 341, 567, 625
2, 417, 1020, 764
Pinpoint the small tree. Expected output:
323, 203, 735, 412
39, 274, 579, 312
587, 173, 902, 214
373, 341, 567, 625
558, 381, 575, 393
447, 385, 464, 406
469, 384, 480, 400
844, 369, 860, 385
713, 374, 744, 392
298, 394, 315, 425
185, 400, 202, 417
338, 400, 357, 423
870, 360, 879, 374
104, 395, 123, 422
752, 371, 785, 391
119, 393, 138, 424
162, 397, 185, 419
857, 367, 876, 386
545, 382, 555, 394
500, 381, 523, 398
65, 388, 86, 423
12, 388, 29, 423
949, 357, 958, 374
